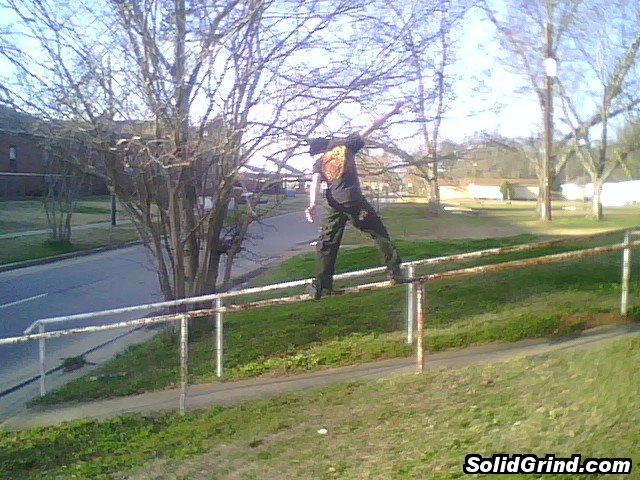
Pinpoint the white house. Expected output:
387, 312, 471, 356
562, 180, 640, 206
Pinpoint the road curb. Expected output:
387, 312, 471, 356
0, 241, 143, 273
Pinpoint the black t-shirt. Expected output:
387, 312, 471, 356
312, 132, 365, 204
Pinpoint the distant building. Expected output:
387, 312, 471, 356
0, 106, 50, 197
562, 180, 640, 206
0, 106, 108, 198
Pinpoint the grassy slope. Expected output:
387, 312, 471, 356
30, 201, 640, 404
2, 332, 638, 479
2, 201, 640, 478
33, 230, 638, 404
0, 197, 116, 233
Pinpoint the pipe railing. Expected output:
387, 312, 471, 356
2, 228, 639, 414
22, 227, 635, 335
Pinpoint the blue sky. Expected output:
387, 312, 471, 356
442, 7, 541, 143
0, 0, 564, 170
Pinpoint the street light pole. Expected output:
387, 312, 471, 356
542, 22, 556, 221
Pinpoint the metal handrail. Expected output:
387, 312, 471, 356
22, 226, 638, 334
2, 228, 638, 415
5, 238, 639, 347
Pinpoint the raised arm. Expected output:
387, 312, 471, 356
358, 100, 404, 139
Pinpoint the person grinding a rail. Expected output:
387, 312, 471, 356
305, 101, 404, 299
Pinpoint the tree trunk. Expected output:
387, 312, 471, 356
591, 178, 604, 220
426, 175, 442, 216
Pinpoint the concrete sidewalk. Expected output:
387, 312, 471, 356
3, 323, 638, 430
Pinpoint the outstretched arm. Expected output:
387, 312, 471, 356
358, 100, 404, 139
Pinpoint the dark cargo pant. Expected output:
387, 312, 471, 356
316, 197, 401, 292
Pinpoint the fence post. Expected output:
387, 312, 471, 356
179, 315, 189, 415
621, 230, 632, 316
38, 323, 46, 396
216, 298, 224, 378
415, 282, 425, 374
406, 264, 415, 344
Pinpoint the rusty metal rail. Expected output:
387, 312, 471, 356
22, 227, 633, 335
1, 228, 639, 414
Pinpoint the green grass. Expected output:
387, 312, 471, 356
343, 200, 640, 245
0, 194, 306, 265
0, 196, 119, 233
0, 196, 139, 265
4, 200, 640, 478
3, 333, 639, 479
0, 226, 139, 265
32, 231, 638, 405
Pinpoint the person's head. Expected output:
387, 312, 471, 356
308, 137, 329, 156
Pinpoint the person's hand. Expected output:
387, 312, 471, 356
305, 204, 316, 223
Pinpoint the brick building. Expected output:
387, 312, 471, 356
0, 106, 108, 198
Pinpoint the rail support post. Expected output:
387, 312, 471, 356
621, 230, 632, 316
216, 298, 224, 378
415, 282, 425, 374
38, 323, 46, 396
179, 315, 189, 415
406, 265, 416, 344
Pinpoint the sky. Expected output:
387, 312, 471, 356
438, 9, 541, 143
0, 1, 609, 173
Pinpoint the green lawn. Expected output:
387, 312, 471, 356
0, 194, 306, 266
32, 229, 639, 405
3, 332, 638, 479
3, 200, 640, 479
0, 227, 140, 265
0, 196, 119, 234
340, 200, 640, 245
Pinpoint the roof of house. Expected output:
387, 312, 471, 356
0, 105, 39, 134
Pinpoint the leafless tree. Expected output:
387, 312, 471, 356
482, 0, 585, 219
483, 0, 640, 220
40, 132, 90, 243
355, 0, 471, 215
0, 0, 398, 300
614, 117, 640, 179
556, 0, 640, 219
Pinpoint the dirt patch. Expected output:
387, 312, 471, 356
538, 227, 615, 237
412, 223, 524, 240
556, 311, 631, 335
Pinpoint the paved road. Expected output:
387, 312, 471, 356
0, 209, 319, 419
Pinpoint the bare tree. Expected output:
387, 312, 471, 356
556, 0, 640, 219
41, 134, 88, 243
615, 117, 640, 179
0, 0, 398, 300
483, 0, 640, 220
482, 0, 584, 220
356, 0, 471, 215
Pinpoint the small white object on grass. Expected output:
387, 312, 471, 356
317, 427, 328, 435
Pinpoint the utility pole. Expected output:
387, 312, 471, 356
110, 187, 117, 226
542, 22, 555, 221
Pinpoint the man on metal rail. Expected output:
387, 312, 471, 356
305, 101, 404, 300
